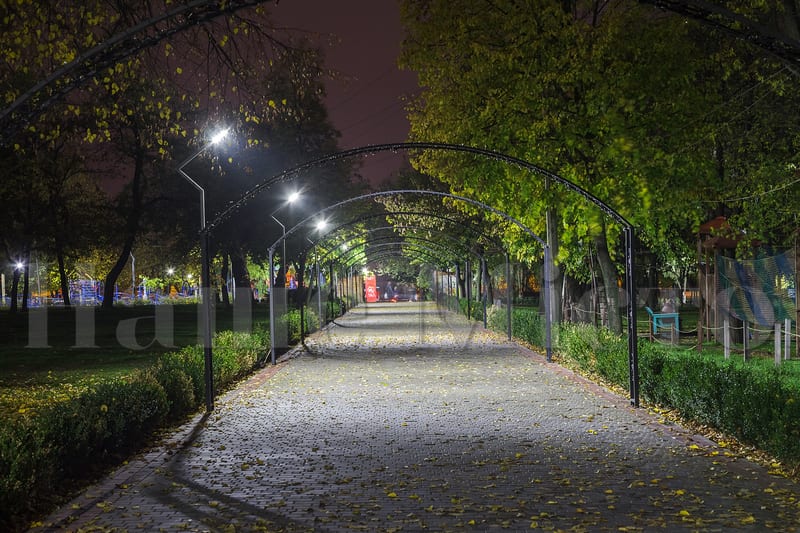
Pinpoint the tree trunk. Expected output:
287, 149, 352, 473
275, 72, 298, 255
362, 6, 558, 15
220, 254, 230, 307
56, 238, 71, 307
545, 198, 562, 325
21, 254, 30, 311
103, 235, 134, 308
455, 263, 466, 298
230, 248, 254, 301
647, 253, 658, 310
594, 225, 621, 334
9, 268, 20, 314
481, 260, 493, 303
103, 138, 145, 309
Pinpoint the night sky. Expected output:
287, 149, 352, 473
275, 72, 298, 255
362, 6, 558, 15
271, 0, 419, 186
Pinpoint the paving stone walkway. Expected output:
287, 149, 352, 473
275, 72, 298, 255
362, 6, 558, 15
39, 302, 800, 532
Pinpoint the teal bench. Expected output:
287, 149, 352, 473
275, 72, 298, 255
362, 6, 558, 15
644, 306, 679, 338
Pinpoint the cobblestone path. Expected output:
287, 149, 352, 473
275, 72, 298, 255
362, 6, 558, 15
40, 302, 800, 531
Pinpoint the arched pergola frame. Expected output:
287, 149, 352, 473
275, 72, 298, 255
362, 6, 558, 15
314, 233, 505, 331
310, 227, 483, 265
305, 210, 507, 259
208, 143, 639, 407
266, 189, 551, 380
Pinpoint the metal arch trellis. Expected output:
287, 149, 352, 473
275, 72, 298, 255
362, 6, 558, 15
230, 143, 639, 406
316, 233, 497, 324
281, 240, 453, 346
300, 210, 507, 281
266, 189, 547, 251
266, 188, 555, 380
318, 235, 487, 273
306, 239, 512, 343
305, 211, 507, 256
306, 227, 487, 264
314, 230, 466, 268
208, 142, 632, 231
307, 225, 500, 317
325, 240, 457, 270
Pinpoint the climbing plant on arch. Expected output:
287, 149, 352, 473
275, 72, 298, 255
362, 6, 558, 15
209, 143, 641, 407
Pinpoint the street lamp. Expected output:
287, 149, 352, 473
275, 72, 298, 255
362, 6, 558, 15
269, 191, 302, 288
176, 126, 229, 413
269, 191, 302, 364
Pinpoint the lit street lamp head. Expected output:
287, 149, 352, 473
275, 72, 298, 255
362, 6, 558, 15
210, 127, 230, 145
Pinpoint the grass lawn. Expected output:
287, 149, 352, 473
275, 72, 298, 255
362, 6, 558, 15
0, 303, 269, 418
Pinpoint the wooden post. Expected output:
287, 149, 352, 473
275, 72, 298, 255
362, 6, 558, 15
785, 318, 792, 361
775, 322, 782, 366
724, 319, 730, 359
744, 321, 750, 361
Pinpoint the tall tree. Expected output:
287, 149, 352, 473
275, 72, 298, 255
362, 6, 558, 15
401, 0, 716, 331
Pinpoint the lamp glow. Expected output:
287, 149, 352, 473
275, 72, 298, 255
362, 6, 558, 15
210, 128, 230, 145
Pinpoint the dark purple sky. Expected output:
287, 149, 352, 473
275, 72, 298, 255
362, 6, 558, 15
271, 0, 419, 186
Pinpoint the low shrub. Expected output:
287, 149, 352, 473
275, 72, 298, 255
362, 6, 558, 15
638, 346, 800, 459
0, 327, 270, 532
212, 330, 267, 386
279, 308, 320, 344
458, 298, 485, 321
0, 372, 169, 531
487, 304, 546, 348
147, 358, 196, 421
484, 307, 800, 466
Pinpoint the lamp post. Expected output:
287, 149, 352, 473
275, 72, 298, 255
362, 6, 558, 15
269, 192, 301, 361
176, 127, 229, 413
269, 191, 301, 287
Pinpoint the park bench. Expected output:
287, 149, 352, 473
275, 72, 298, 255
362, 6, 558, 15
644, 306, 680, 342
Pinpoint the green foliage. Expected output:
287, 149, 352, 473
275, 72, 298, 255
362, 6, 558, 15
0, 327, 269, 531
487, 305, 546, 348
212, 330, 268, 387
0, 372, 169, 531
326, 299, 345, 322
147, 355, 197, 421
639, 347, 800, 458
458, 298, 484, 321
279, 308, 321, 344
486, 308, 800, 464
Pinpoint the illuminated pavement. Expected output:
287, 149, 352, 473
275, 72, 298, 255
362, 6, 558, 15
40, 302, 800, 531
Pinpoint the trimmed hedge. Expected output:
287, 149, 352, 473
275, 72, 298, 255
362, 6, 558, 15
0, 328, 268, 532
278, 308, 320, 344
485, 305, 800, 466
